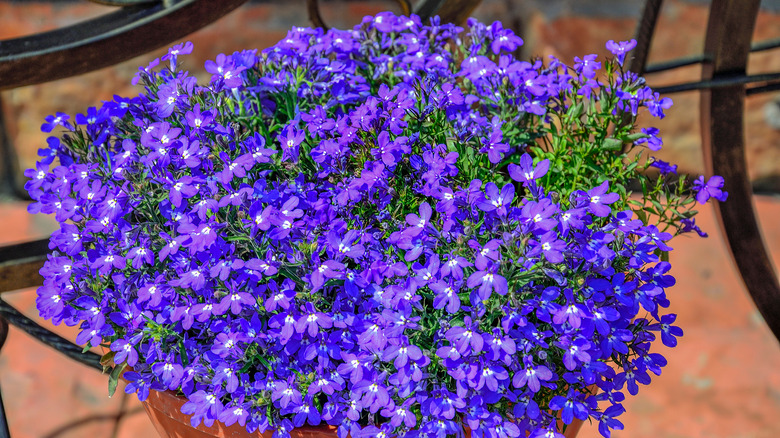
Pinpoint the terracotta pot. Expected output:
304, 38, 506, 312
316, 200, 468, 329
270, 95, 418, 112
141, 388, 338, 438
141, 388, 589, 438
556, 418, 588, 438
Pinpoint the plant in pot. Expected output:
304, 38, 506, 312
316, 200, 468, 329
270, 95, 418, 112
26, 12, 727, 438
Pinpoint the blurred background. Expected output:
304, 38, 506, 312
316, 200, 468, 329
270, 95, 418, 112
0, 0, 778, 437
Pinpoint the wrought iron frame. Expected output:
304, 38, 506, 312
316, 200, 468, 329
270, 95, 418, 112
0, 0, 777, 436
628, 0, 780, 342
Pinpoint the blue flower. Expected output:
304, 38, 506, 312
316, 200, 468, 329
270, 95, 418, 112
582, 181, 620, 217
205, 53, 246, 89
41, 112, 73, 133
605, 39, 637, 66
512, 361, 553, 393
218, 400, 250, 427
648, 313, 684, 347
26, 15, 715, 438
182, 390, 224, 428
162, 41, 193, 71
467, 263, 508, 300
692, 175, 729, 204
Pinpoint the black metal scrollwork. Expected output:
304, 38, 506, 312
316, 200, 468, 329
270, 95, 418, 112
0, 1, 778, 436
630, 0, 780, 343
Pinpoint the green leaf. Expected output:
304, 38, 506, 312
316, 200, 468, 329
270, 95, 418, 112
627, 199, 644, 208
602, 137, 623, 151
278, 265, 305, 286
100, 350, 116, 368
612, 183, 627, 197
179, 340, 190, 367
624, 132, 649, 142
566, 101, 584, 120
548, 122, 559, 138
650, 199, 664, 213
108, 363, 127, 398
323, 278, 345, 289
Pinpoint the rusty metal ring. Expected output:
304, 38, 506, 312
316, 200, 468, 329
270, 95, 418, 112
85, 0, 160, 6
307, 0, 412, 31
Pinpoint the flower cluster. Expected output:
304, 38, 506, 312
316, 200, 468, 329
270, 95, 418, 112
27, 13, 725, 438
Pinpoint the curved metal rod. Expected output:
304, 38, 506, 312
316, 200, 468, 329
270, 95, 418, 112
700, 0, 780, 342
653, 71, 780, 95
414, 0, 445, 23
0, 315, 9, 438
0, 238, 49, 294
0, 0, 249, 90
395, 0, 412, 17
747, 82, 780, 96
0, 94, 29, 201
0, 298, 102, 370
628, 0, 663, 75
644, 54, 707, 74
637, 36, 780, 75
86, 0, 160, 5
0, 315, 8, 354
306, 0, 328, 30
751, 36, 780, 53
306, 0, 419, 31
414, 0, 482, 25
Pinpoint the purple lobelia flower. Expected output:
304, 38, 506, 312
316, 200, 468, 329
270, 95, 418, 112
508, 153, 550, 185
41, 112, 73, 133
527, 231, 566, 263
296, 302, 333, 337
309, 259, 344, 292
152, 353, 185, 390
467, 262, 508, 300
219, 400, 251, 427
430, 280, 461, 313
488, 21, 523, 55
327, 230, 365, 261
405, 202, 433, 236
691, 175, 728, 204
513, 359, 553, 393
277, 124, 305, 163
440, 254, 472, 281
549, 388, 589, 425
578, 181, 620, 217
647, 313, 684, 347
478, 183, 514, 217
162, 41, 194, 71
574, 54, 600, 79
205, 53, 245, 89
110, 337, 139, 366
606, 39, 637, 66
485, 129, 510, 164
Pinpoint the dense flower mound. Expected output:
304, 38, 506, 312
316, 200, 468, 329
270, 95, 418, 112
27, 13, 726, 438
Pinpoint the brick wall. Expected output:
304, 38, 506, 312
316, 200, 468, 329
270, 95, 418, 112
2, 0, 779, 191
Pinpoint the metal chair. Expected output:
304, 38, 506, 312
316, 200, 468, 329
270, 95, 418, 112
0, 0, 777, 436
629, 0, 780, 343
